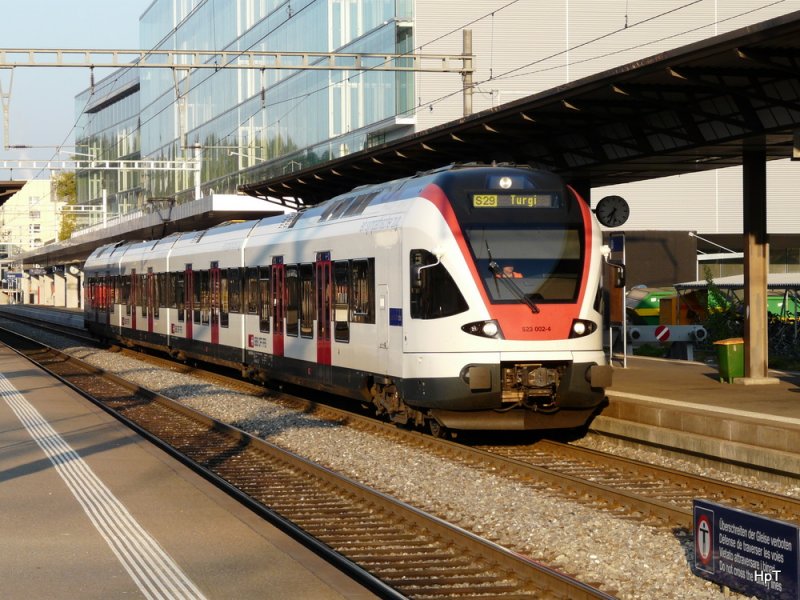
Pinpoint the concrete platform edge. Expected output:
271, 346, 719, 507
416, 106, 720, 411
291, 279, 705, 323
590, 415, 800, 478
607, 390, 800, 427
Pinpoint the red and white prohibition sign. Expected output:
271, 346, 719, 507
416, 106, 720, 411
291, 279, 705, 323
696, 514, 713, 565
654, 324, 670, 342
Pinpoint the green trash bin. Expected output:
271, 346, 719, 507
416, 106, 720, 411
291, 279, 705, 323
713, 338, 744, 383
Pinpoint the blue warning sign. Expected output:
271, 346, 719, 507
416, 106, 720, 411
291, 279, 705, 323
693, 499, 799, 599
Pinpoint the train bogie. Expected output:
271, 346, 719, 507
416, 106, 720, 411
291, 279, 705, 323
84, 164, 612, 433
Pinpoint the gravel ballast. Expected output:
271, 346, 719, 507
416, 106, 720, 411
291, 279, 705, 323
6, 320, 787, 599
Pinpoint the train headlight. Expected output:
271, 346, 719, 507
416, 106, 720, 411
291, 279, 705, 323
461, 320, 504, 339
569, 319, 597, 338
482, 321, 499, 337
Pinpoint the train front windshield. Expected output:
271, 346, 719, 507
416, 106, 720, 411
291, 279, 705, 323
432, 167, 587, 306
466, 227, 582, 303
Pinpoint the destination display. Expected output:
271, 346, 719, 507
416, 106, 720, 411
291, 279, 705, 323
472, 192, 558, 208
693, 499, 799, 599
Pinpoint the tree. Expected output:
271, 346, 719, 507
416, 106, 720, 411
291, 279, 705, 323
54, 172, 78, 241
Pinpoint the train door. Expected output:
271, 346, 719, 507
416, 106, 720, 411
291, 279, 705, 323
377, 284, 389, 374
146, 269, 154, 333
271, 258, 285, 357
210, 262, 220, 345
130, 270, 137, 330
185, 265, 193, 340
315, 253, 332, 366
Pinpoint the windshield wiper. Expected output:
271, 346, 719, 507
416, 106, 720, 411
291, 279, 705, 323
485, 243, 540, 314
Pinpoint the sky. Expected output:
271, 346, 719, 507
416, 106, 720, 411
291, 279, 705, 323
1, 0, 152, 175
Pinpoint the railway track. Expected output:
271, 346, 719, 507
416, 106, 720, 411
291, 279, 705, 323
477, 440, 800, 527
109, 337, 800, 531
0, 324, 612, 600
5, 313, 800, 597
111, 338, 797, 532
6, 312, 799, 532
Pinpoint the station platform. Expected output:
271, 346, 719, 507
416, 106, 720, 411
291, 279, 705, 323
597, 356, 800, 478
0, 342, 375, 599
0, 303, 84, 329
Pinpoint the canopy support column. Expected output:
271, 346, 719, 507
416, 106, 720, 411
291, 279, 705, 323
741, 146, 777, 384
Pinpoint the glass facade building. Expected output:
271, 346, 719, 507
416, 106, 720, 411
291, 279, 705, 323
73, 0, 800, 240
76, 0, 415, 216
75, 67, 143, 218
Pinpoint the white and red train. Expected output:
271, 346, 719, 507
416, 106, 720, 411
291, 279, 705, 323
84, 164, 612, 434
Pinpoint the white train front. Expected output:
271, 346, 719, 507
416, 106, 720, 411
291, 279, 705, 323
84, 165, 612, 434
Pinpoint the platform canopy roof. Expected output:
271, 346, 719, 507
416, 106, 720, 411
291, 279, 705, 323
675, 273, 800, 290
241, 10, 800, 207
0, 181, 25, 206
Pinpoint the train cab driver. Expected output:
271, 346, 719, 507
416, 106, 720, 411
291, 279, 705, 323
498, 265, 523, 278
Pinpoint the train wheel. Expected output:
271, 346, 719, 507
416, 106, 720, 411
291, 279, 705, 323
428, 419, 447, 438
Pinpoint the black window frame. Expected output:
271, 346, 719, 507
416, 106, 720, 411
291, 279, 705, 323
300, 263, 315, 338
286, 264, 300, 337
333, 260, 350, 342
258, 266, 270, 333
410, 249, 469, 319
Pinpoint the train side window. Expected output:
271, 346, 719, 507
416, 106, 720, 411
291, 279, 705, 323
286, 265, 299, 337
258, 266, 270, 332
300, 263, 314, 338
220, 269, 229, 327
350, 258, 374, 324
227, 268, 242, 313
153, 273, 160, 320
134, 275, 140, 316
140, 275, 147, 318
176, 272, 185, 322
87, 277, 94, 309
159, 273, 167, 309
200, 270, 210, 325
111, 276, 117, 307
227, 268, 242, 314
333, 260, 350, 342
245, 267, 258, 314
193, 271, 202, 324
167, 273, 176, 308
124, 275, 132, 316
135, 274, 141, 317
410, 249, 468, 319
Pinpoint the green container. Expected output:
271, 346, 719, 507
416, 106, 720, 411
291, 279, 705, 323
714, 338, 745, 383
